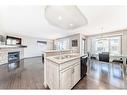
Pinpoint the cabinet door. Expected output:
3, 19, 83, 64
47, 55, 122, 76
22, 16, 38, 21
46, 60, 59, 89
60, 67, 73, 89
73, 64, 80, 85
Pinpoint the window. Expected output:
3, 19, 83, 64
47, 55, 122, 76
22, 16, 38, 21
93, 36, 121, 55
95, 38, 109, 54
110, 36, 121, 55
55, 39, 69, 50
72, 40, 78, 47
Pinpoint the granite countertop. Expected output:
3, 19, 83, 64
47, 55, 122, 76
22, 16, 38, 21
45, 49, 72, 53
46, 53, 80, 64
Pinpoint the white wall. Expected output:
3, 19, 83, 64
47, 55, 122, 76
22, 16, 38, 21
20, 36, 53, 58
22, 37, 48, 58
22, 37, 53, 58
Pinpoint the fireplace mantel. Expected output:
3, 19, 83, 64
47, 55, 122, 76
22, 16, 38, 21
0, 45, 27, 49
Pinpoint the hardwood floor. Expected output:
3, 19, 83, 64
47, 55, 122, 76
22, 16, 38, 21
0, 57, 46, 89
74, 60, 127, 89
0, 57, 127, 89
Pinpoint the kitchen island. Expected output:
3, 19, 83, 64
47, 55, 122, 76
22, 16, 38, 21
44, 52, 81, 89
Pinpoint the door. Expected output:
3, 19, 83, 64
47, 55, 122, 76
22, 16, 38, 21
60, 67, 73, 89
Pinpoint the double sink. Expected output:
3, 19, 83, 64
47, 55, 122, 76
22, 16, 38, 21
54, 54, 78, 60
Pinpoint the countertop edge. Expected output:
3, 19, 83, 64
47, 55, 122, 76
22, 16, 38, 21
46, 56, 80, 64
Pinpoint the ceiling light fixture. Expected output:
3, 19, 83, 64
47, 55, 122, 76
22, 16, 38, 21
69, 24, 73, 26
58, 16, 62, 20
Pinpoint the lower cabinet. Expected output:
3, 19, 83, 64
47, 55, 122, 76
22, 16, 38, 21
60, 64, 80, 89
73, 64, 80, 85
60, 66, 73, 89
46, 60, 59, 89
45, 58, 80, 89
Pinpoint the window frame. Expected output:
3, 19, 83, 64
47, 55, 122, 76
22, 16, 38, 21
93, 35, 122, 55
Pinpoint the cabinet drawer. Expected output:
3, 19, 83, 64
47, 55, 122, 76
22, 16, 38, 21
60, 58, 80, 70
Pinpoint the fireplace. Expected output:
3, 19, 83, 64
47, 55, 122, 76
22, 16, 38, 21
8, 52, 20, 71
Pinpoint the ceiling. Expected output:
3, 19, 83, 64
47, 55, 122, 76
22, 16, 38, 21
0, 6, 127, 39
45, 6, 88, 30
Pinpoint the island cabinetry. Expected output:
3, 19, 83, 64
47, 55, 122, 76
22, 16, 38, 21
46, 60, 59, 89
60, 63, 80, 89
45, 57, 80, 89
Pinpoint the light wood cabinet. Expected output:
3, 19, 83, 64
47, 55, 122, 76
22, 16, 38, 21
45, 58, 80, 89
60, 64, 80, 89
60, 66, 73, 89
46, 60, 59, 89
73, 64, 80, 85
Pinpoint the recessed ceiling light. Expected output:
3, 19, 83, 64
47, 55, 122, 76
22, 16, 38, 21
58, 16, 62, 20
45, 6, 88, 29
69, 24, 73, 26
